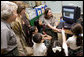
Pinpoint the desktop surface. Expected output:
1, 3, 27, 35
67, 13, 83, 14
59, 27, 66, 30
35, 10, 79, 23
56, 22, 73, 29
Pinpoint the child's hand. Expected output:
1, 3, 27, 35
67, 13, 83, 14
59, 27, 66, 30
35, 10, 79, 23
42, 34, 52, 40
42, 31, 47, 35
56, 29, 62, 32
62, 28, 65, 33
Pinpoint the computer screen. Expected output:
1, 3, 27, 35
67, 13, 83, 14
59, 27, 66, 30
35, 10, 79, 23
62, 6, 80, 24
63, 8, 74, 19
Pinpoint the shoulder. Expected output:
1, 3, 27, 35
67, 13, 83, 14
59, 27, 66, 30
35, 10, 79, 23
41, 43, 47, 49
40, 15, 44, 18
39, 15, 44, 19
40, 43, 47, 52
41, 43, 46, 46
1, 24, 10, 39
67, 36, 76, 44
39, 15, 45, 21
67, 36, 74, 41
52, 16, 56, 21
1, 22, 9, 33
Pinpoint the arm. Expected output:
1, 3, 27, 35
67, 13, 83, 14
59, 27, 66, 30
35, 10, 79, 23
62, 28, 66, 43
42, 34, 52, 40
1, 29, 9, 54
47, 23, 61, 32
61, 28, 68, 56
66, 38, 70, 47
42, 17, 61, 32
1, 49, 5, 54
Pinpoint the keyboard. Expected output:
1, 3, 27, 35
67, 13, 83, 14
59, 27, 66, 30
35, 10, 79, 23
56, 22, 72, 29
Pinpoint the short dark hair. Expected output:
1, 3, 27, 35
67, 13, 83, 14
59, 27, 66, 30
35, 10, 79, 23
34, 19, 39, 27
34, 19, 42, 32
30, 26, 37, 33
33, 33, 42, 43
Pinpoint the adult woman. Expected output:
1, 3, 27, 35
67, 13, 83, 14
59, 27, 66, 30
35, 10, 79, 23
11, 1, 31, 56
40, 8, 61, 40
1, 1, 18, 56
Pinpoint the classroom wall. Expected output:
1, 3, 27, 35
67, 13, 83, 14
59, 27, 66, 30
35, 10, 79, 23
46, 1, 62, 13
46, 1, 83, 14
62, 1, 83, 14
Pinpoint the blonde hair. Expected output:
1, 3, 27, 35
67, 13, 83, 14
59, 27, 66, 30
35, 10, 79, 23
1, 1, 18, 20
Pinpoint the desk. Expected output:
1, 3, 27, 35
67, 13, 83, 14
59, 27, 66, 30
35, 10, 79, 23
54, 21, 73, 35
53, 28, 73, 44
64, 29, 73, 35
53, 29, 73, 35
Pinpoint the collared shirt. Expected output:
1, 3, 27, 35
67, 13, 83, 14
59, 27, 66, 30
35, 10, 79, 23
1, 20, 17, 54
39, 15, 57, 27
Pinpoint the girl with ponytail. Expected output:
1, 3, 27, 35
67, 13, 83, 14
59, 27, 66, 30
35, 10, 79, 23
67, 23, 83, 56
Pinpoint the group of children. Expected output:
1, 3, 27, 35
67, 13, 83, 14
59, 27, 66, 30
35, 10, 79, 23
1, 1, 83, 56
27, 19, 83, 56
9, 2, 83, 56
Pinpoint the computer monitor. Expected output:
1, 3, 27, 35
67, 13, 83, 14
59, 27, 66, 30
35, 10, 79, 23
62, 6, 81, 24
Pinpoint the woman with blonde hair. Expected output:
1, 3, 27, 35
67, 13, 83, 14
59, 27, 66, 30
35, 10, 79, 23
11, 1, 32, 56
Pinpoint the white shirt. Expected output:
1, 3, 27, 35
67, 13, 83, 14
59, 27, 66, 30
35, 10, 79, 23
67, 35, 81, 50
33, 43, 47, 56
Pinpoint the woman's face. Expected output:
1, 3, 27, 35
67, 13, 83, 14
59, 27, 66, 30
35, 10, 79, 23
47, 10, 52, 17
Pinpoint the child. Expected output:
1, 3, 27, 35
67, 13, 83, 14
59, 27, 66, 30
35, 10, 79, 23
32, 33, 47, 56
67, 23, 83, 56
34, 19, 45, 33
28, 26, 38, 47
47, 28, 68, 56
30, 26, 38, 36
34, 20, 52, 47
